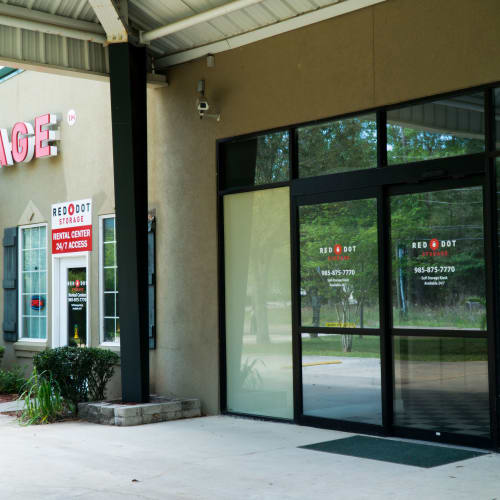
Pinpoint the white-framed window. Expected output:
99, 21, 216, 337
99, 215, 120, 344
18, 224, 48, 341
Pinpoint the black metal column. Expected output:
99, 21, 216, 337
109, 43, 149, 403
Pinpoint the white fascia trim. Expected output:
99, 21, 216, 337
156, 0, 386, 68
140, 0, 265, 43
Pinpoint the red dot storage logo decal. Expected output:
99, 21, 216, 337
319, 244, 357, 261
51, 199, 92, 254
412, 238, 456, 257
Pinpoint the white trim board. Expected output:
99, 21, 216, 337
156, 0, 386, 68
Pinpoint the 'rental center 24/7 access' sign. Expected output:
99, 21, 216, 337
52, 199, 92, 254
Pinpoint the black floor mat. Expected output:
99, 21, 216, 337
299, 435, 487, 468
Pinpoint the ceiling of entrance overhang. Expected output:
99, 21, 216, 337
0, 0, 384, 77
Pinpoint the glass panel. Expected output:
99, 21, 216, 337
302, 333, 382, 425
22, 317, 30, 338
39, 272, 47, 293
104, 242, 116, 267
393, 336, 489, 437
39, 315, 47, 341
23, 273, 31, 294
30, 226, 39, 249
23, 250, 35, 271
31, 272, 39, 292
299, 198, 379, 328
22, 228, 31, 250
104, 318, 115, 343
387, 92, 485, 164
224, 187, 293, 419
222, 131, 289, 189
22, 295, 31, 315
298, 114, 377, 177
39, 249, 46, 271
391, 186, 486, 330
104, 292, 115, 317
39, 226, 46, 245
67, 267, 87, 347
31, 317, 40, 339
103, 217, 115, 242
104, 268, 115, 292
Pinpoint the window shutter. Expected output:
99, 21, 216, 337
148, 216, 156, 349
3, 227, 18, 342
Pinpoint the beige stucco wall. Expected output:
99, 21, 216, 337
147, 0, 500, 414
0, 70, 120, 397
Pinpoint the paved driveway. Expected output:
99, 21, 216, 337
0, 413, 498, 499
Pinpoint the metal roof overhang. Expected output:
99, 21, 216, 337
0, 0, 385, 82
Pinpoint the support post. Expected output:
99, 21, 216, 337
109, 43, 149, 402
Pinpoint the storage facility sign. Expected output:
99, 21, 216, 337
0, 113, 59, 166
51, 199, 92, 254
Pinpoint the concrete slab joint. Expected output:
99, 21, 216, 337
78, 396, 201, 426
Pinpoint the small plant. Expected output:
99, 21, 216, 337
34, 347, 119, 409
0, 367, 26, 394
19, 369, 66, 425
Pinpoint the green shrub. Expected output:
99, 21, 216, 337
0, 346, 4, 366
87, 348, 120, 401
33, 347, 119, 408
19, 369, 66, 425
0, 367, 26, 394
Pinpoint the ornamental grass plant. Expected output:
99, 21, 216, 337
18, 369, 67, 425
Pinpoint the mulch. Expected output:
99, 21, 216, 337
0, 410, 21, 417
0, 394, 19, 403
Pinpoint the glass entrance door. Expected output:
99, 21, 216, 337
298, 195, 383, 428
57, 256, 88, 347
390, 184, 490, 439
296, 181, 492, 444
66, 267, 87, 347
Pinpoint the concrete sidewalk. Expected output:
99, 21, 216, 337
0, 413, 498, 499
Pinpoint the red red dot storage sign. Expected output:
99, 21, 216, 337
51, 199, 92, 254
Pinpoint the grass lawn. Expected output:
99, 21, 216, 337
302, 335, 488, 362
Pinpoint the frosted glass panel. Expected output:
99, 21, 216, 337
224, 187, 293, 419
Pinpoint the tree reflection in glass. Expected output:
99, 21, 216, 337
299, 198, 379, 350
391, 186, 486, 330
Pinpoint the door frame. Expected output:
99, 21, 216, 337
291, 156, 497, 449
51, 252, 90, 348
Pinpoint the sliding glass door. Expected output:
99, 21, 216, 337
295, 177, 492, 445
390, 184, 490, 439
298, 194, 383, 428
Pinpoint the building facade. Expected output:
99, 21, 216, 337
1, 0, 500, 449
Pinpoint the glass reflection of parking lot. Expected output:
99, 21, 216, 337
302, 333, 382, 425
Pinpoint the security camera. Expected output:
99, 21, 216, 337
197, 97, 210, 114
196, 79, 221, 121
